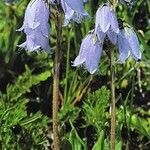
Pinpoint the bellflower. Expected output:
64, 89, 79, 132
61, 0, 88, 26
118, 27, 141, 62
18, 0, 50, 51
73, 32, 103, 74
95, 4, 119, 44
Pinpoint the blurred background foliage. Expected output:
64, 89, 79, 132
0, 0, 150, 149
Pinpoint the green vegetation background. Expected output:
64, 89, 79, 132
0, 0, 150, 149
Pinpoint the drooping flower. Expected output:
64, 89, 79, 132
18, 0, 50, 51
73, 32, 103, 74
95, 4, 119, 34
95, 4, 119, 45
61, 0, 88, 26
118, 26, 141, 62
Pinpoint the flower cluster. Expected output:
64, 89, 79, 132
73, 4, 141, 74
18, 0, 88, 51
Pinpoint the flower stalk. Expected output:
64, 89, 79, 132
110, 49, 116, 150
110, 1, 117, 150
52, 9, 62, 150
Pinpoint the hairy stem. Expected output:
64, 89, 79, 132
110, 0, 118, 149
110, 50, 116, 150
52, 10, 62, 150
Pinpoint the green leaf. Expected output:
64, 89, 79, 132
92, 130, 105, 150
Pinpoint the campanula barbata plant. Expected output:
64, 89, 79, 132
18, 0, 142, 149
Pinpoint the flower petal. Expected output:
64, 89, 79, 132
125, 27, 141, 60
95, 5, 110, 33
85, 40, 102, 74
107, 30, 117, 45
64, 0, 87, 15
73, 33, 103, 74
61, 0, 75, 26
109, 10, 119, 33
117, 30, 130, 63
73, 34, 92, 66
19, 35, 40, 51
